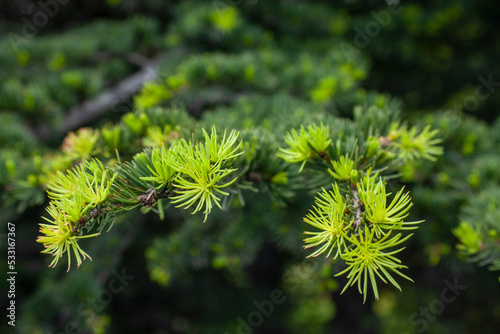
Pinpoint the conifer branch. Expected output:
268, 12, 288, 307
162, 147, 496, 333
278, 118, 442, 302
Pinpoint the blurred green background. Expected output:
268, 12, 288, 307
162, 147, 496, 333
1, 0, 500, 333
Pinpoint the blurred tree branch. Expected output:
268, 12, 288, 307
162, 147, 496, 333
32, 53, 164, 140
61, 53, 164, 133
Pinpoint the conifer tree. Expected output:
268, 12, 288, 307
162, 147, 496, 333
1, 1, 500, 332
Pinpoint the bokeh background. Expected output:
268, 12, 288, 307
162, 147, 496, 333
1, 0, 500, 333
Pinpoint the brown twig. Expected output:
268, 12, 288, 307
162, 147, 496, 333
350, 183, 364, 229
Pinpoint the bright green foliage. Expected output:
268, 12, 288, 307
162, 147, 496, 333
134, 82, 172, 110
358, 177, 421, 236
123, 112, 152, 136
61, 128, 100, 160
311, 76, 338, 102
278, 118, 442, 302
209, 7, 240, 33
140, 145, 177, 189
202, 127, 242, 163
37, 125, 243, 269
37, 202, 99, 271
337, 229, 413, 303
329, 155, 355, 181
142, 125, 178, 147
38, 160, 117, 269
301, 171, 421, 302
390, 124, 443, 162
140, 146, 178, 188
303, 184, 349, 259
47, 159, 117, 205
453, 221, 482, 255
277, 123, 331, 172
167, 127, 243, 220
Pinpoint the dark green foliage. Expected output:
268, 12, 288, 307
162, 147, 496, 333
1, 1, 500, 333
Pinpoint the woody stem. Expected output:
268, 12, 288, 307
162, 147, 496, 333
350, 183, 363, 229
